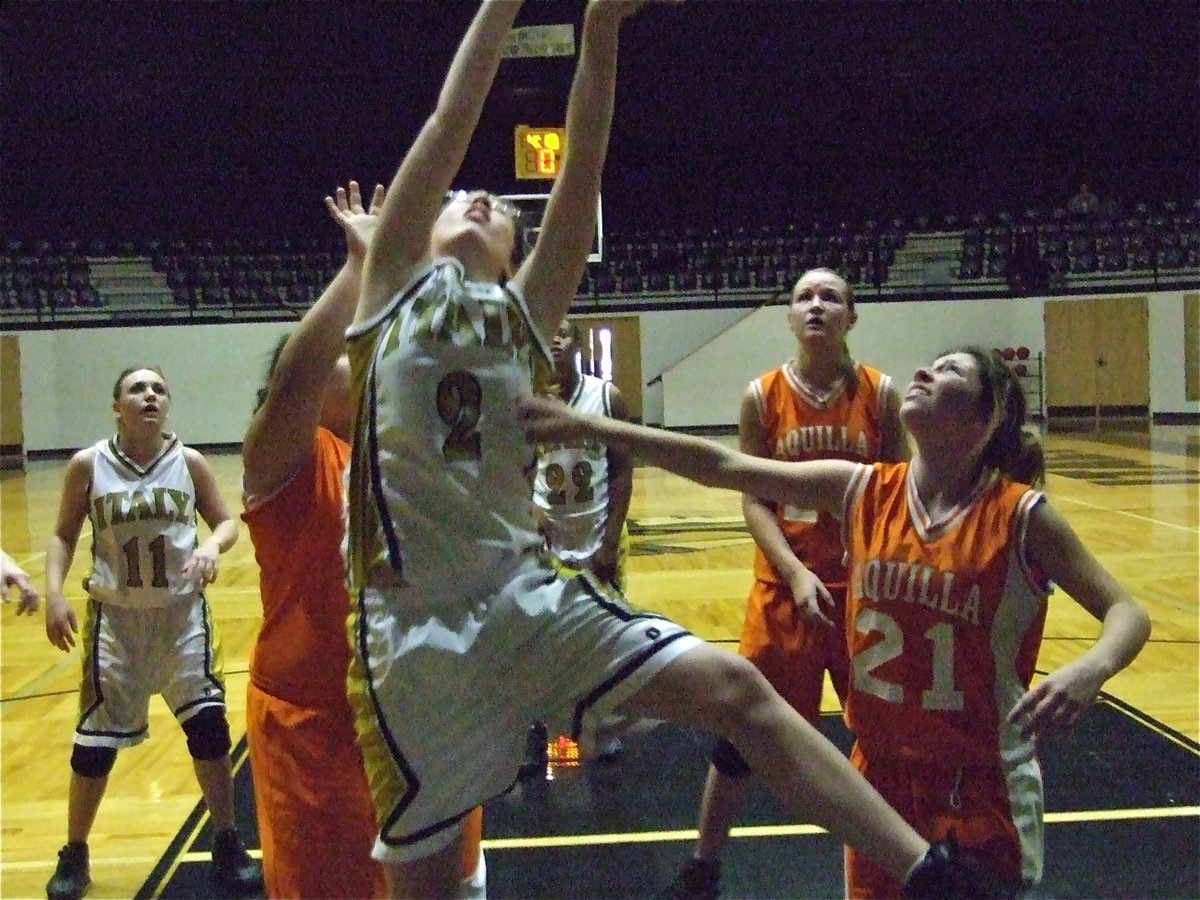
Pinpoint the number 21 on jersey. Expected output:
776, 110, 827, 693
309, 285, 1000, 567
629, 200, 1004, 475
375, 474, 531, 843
853, 608, 965, 712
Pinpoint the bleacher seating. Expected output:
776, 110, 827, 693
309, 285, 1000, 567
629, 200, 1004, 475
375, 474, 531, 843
3, 196, 1198, 324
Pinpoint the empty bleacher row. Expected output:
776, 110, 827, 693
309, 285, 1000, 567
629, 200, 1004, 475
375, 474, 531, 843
957, 200, 1200, 290
3, 197, 1198, 324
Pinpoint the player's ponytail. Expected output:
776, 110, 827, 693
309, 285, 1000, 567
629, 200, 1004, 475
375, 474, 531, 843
254, 334, 291, 413
960, 346, 1045, 487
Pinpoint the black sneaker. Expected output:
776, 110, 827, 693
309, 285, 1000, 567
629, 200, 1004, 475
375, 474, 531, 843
211, 828, 263, 896
657, 855, 721, 900
902, 839, 1015, 900
46, 842, 90, 900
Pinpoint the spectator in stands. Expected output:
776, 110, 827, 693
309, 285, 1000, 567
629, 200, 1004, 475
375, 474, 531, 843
1067, 183, 1100, 218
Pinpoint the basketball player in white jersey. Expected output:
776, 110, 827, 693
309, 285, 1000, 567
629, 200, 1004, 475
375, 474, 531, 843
1, 547, 39, 613
344, 1, 1005, 896
534, 318, 633, 590
527, 316, 633, 770
42, 367, 261, 900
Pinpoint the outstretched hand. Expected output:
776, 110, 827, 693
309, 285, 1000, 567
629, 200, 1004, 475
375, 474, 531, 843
181, 542, 221, 589
788, 567, 836, 629
324, 181, 387, 261
518, 395, 589, 444
44, 593, 78, 652
0, 553, 39, 615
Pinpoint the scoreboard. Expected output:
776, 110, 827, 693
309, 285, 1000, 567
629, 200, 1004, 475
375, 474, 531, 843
514, 125, 565, 180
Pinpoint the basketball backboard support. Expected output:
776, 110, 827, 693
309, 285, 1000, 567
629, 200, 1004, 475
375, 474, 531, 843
499, 193, 603, 264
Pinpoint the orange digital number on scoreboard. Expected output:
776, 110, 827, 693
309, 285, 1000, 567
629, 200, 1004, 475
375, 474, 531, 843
514, 125, 565, 180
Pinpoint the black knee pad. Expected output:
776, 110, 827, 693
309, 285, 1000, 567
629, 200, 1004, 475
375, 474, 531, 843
70, 744, 117, 778
182, 707, 231, 760
710, 738, 752, 778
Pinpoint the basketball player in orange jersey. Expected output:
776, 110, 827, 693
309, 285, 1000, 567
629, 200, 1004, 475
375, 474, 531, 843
666, 267, 907, 898
344, 0, 1009, 896
520, 345, 1151, 898
241, 181, 485, 898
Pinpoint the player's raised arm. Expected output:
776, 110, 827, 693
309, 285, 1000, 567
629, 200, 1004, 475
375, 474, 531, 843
359, 0, 523, 323
244, 182, 383, 498
514, 1, 658, 336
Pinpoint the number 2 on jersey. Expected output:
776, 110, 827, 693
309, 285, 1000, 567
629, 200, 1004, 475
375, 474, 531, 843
437, 371, 483, 461
853, 608, 964, 711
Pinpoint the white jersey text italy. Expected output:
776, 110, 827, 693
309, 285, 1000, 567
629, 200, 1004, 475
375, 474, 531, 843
86, 434, 199, 609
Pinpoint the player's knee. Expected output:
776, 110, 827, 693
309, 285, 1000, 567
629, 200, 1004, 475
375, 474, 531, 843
710, 738, 752, 779
182, 707, 231, 760
712, 653, 770, 711
71, 744, 117, 778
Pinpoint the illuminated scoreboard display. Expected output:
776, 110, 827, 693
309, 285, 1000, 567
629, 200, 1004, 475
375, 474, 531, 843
514, 125, 565, 180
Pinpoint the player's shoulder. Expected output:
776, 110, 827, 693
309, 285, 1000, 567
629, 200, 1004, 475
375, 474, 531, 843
181, 443, 215, 474
65, 445, 97, 478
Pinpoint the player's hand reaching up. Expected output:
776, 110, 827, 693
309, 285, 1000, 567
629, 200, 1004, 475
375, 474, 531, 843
586, 0, 681, 23
325, 181, 387, 262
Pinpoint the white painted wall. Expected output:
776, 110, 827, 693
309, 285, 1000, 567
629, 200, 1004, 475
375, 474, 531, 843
3, 288, 1194, 451
14, 322, 292, 452
659, 289, 1196, 427
1145, 291, 1197, 415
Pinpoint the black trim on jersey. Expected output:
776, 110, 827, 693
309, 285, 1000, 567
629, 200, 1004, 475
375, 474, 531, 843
571, 629, 694, 742
503, 280, 553, 370
174, 593, 226, 714
345, 262, 436, 339
106, 433, 180, 480
366, 363, 405, 580
565, 374, 586, 408
76, 600, 107, 729
386, 807, 474, 850
563, 573, 695, 739
355, 588, 423, 848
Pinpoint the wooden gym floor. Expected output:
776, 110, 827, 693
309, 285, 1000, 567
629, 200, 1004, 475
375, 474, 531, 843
1, 425, 1196, 898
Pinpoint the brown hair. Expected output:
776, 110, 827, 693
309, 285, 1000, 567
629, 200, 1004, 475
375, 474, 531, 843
955, 345, 1045, 487
254, 333, 291, 412
112, 366, 168, 400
